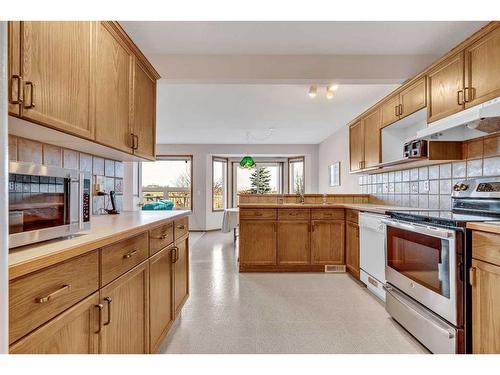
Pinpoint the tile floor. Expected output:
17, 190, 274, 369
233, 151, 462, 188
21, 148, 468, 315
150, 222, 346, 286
159, 231, 427, 354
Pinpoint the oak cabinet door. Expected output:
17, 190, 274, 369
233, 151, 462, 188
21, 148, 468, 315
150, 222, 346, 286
20, 21, 95, 139
400, 77, 426, 118
149, 246, 174, 352
427, 52, 465, 123
239, 220, 277, 265
132, 61, 156, 160
277, 221, 311, 265
362, 109, 381, 168
100, 262, 149, 354
173, 235, 189, 316
311, 220, 345, 265
346, 221, 360, 279
94, 22, 134, 153
380, 94, 400, 128
349, 121, 363, 172
465, 26, 500, 108
471, 259, 500, 354
9, 293, 100, 354
8, 21, 21, 116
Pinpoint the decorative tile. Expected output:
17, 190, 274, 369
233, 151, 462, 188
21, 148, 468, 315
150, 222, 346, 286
429, 180, 439, 195
395, 182, 402, 193
376, 184, 383, 194
439, 163, 452, 179
376, 174, 383, 183
402, 182, 410, 194
410, 195, 419, 208
383, 173, 389, 183
115, 162, 124, 178
394, 170, 402, 182
63, 149, 79, 170
94, 175, 105, 194
410, 181, 419, 194
410, 168, 419, 181
18, 138, 42, 164
402, 170, 410, 182
114, 178, 123, 194
9, 135, 17, 161
115, 196, 123, 212
418, 167, 428, 181
418, 180, 429, 194
452, 162, 466, 178
467, 159, 483, 177
440, 196, 451, 210
105, 177, 115, 193
388, 172, 395, 183
429, 195, 440, 209
80, 153, 92, 173
43, 144, 62, 167
105, 159, 115, 177
402, 195, 410, 207
483, 157, 500, 177
439, 179, 452, 195
92, 196, 104, 215
93, 157, 105, 176
428, 165, 440, 180
418, 195, 429, 208
388, 182, 395, 193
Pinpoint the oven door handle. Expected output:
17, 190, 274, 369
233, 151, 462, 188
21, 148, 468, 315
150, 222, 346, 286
71, 173, 85, 229
383, 284, 456, 339
381, 218, 454, 240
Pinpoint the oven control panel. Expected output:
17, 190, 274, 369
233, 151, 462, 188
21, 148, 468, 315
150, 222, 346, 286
82, 178, 90, 222
476, 182, 500, 192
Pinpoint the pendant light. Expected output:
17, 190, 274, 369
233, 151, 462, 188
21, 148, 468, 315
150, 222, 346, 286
239, 155, 256, 169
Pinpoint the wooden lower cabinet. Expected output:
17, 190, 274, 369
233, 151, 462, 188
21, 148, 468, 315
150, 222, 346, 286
277, 221, 311, 265
10, 293, 100, 354
239, 220, 277, 265
471, 258, 500, 353
99, 261, 150, 354
173, 234, 190, 316
311, 220, 345, 265
149, 246, 174, 353
346, 221, 360, 279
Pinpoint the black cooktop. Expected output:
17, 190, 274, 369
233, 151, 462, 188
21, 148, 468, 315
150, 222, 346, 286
387, 209, 500, 228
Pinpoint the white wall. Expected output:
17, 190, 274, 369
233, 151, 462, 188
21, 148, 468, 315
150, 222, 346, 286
318, 126, 360, 194
155, 143, 319, 231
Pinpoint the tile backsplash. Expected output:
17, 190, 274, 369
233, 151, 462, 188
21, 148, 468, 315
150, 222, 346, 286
9, 135, 124, 215
359, 157, 500, 209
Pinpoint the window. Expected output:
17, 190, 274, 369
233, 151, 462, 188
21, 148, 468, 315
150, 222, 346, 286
212, 157, 228, 211
232, 161, 283, 206
288, 157, 305, 194
141, 156, 193, 210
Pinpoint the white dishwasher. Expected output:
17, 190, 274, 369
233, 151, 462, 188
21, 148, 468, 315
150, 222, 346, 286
359, 212, 388, 301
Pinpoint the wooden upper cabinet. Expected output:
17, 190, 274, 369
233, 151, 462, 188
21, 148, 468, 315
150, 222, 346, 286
427, 52, 465, 123
94, 22, 134, 153
132, 61, 156, 160
380, 94, 400, 128
311, 220, 345, 265
173, 234, 189, 316
362, 109, 381, 168
471, 258, 500, 353
100, 261, 149, 354
9, 293, 100, 354
20, 22, 95, 139
349, 121, 363, 172
465, 26, 500, 108
399, 77, 426, 118
8, 22, 21, 116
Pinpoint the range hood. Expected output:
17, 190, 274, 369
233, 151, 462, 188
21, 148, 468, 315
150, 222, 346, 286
417, 96, 500, 141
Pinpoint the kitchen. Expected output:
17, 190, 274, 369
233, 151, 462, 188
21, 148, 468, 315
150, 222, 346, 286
1, 4, 500, 371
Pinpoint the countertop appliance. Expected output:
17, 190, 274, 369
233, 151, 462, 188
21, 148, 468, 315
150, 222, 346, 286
403, 139, 427, 158
359, 212, 388, 301
8, 161, 91, 248
383, 177, 500, 354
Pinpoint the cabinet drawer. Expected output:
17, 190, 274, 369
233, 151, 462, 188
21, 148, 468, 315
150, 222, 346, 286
278, 209, 310, 221
9, 250, 99, 344
174, 217, 189, 240
311, 209, 345, 220
473, 230, 500, 266
101, 232, 149, 286
240, 209, 277, 220
346, 209, 359, 224
150, 221, 174, 255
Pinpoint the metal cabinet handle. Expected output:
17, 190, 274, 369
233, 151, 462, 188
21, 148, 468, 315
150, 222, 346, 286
36, 284, 71, 303
130, 134, 139, 150
398, 104, 403, 116
464, 87, 473, 103
457, 90, 464, 105
171, 246, 179, 263
394, 105, 398, 116
95, 303, 104, 334
104, 297, 112, 326
469, 267, 476, 286
10, 75, 22, 104
23, 81, 35, 108
177, 224, 186, 229
123, 250, 137, 259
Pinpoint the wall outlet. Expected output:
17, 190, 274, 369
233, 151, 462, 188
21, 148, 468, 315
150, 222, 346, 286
423, 180, 430, 192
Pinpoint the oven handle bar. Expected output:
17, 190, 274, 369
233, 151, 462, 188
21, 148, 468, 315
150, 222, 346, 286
383, 284, 456, 339
381, 218, 454, 240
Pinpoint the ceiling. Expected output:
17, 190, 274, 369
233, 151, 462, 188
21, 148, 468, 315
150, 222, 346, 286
121, 21, 487, 145
156, 83, 399, 144
122, 21, 486, 55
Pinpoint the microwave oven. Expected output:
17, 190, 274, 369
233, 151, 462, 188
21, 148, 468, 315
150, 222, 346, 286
8, 161, 91, 248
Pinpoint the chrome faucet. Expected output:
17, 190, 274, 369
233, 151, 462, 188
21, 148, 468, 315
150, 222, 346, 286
298, 191, 305, 204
